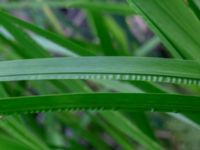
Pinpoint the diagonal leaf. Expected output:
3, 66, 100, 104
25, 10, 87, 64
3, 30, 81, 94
0, 15, 49, 58
100, 111, 163, 150
188, 0, 200, 19
0, 134, 30, 150
0, 11, 94, 56
128, 0, 200, 59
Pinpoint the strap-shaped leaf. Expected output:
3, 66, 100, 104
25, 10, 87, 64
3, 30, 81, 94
0, 57, 199, 85
128, 0, 200, 59
188, 0, 200, 19
0, 93, 199, 115
0, 117, 50, 150
100, 111, 163, 150
0, 11, 94, 56
0, 134, 30, 150
0, 14, 49, 58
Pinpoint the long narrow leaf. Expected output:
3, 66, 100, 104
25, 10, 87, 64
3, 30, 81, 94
0, 57, 199, 85
0, 93, 199, 115
101, 111, 163, 150
128, 0, 200, 59
0, 11, 94, 56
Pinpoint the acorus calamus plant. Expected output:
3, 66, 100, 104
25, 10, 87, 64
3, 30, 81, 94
0, 0, 199, 149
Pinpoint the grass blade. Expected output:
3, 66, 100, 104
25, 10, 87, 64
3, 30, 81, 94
0, 11, 94, 56
0, 57, 199, 85
0, 93, 199, 115
128, 0, 200, 59
101, 111, 163, 150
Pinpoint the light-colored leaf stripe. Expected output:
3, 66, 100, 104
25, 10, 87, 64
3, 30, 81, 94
0, 93, 199, 115
0, 57, 199, 85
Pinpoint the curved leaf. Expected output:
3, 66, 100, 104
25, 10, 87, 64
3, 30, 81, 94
0, 57, 199, 85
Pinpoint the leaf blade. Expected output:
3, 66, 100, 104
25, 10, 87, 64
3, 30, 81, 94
0, 93, 199, 115
128, 0, 200, 59
0, 57, 199, 85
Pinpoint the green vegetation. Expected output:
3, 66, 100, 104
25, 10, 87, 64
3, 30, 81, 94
0, 0, 199, 149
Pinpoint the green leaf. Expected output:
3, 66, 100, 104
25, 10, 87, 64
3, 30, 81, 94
57, 113, 110, 150
0, 15, 49, 58
0, 134, 30, 150
0, 93, 199, 115
128, 0, 200, 59
87, 10, 118, 55
100, 111, 163, 150
104, 16, 130, 55
0, 117, 50, 150
0, 11, 94, 56
0, 84, 50, 150
92, 114, 136, 150
0, 1, 134, 15
135, 37, 160, 56
0, 57, 199, 85
188, 0, 200, 19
